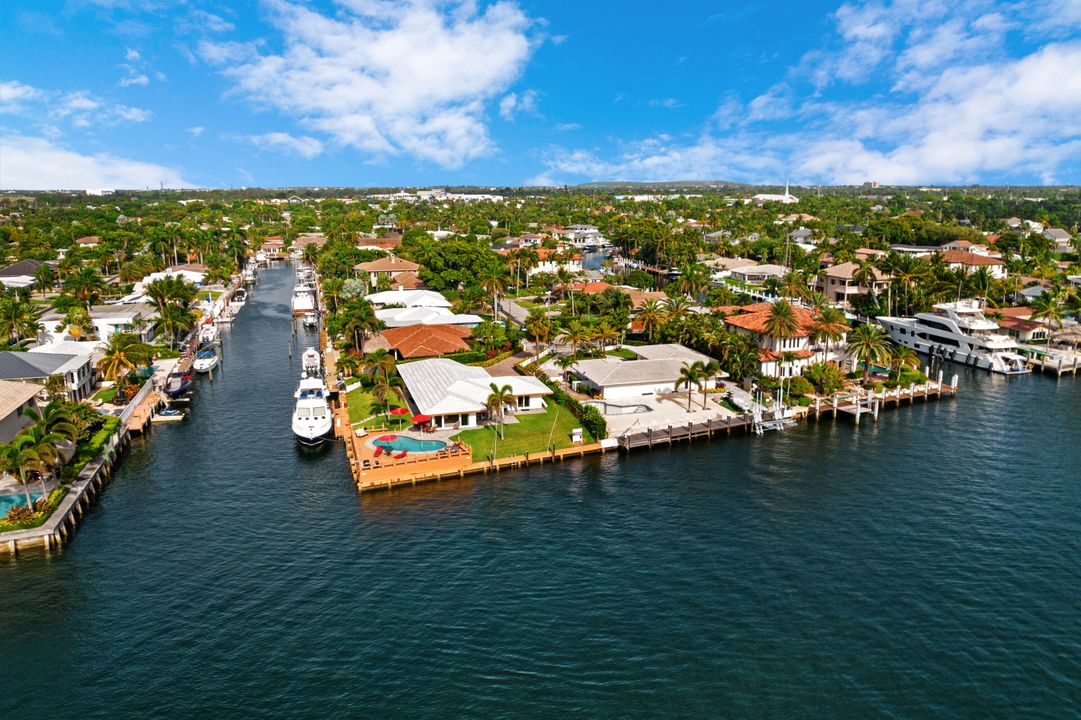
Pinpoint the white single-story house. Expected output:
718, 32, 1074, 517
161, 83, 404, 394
365, 288, 452, 308
570, 344, 725, 400
397, 358, 552, 429
134, 266, 205, 293
375, 307, 483, 328
0, 379, 41, 444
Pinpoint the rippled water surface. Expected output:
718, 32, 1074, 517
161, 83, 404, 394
2, 264, 1080, 718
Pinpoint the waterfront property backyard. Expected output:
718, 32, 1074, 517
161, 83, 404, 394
453, 402, 593, 460
345, 384, 410, 429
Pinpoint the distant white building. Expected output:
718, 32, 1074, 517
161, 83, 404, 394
570, 344, 725, 401
365, 289, 451, 309
375, 307, 482, 328
749, 183, 799, 205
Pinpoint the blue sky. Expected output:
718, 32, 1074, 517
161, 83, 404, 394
1, 0, 1079, 190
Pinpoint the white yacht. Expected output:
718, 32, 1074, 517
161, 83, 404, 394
231, 288, 247, 308
198, 322, 219, 345
291, 287, 315, 316
192, 346, 220, 373
301, 347, 321, 377
877, 300, 1031, 374
254, 250, 268, 266
302, 312, 318, 329
243, 266, 256, 284
292, 374, 333, 446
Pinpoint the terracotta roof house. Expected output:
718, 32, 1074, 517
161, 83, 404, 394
816, 261, 891, 307
371, 324, 473, 359
389, 270, 426, 290
724, 303, 846, 378
354, 256, 421, 288
563, 281, 667, 310
74, 235, 100, 248
940, 250, 1006, 278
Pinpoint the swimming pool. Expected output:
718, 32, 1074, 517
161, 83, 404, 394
374, 436, 447, 454
0, 492, 41, 516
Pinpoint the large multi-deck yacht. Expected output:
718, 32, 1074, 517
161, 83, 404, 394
877, 300, 1031, 374
291, 374, 332, 446
291, 287, 315, 316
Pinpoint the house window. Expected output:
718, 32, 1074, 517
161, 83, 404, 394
517, 396, 530, 409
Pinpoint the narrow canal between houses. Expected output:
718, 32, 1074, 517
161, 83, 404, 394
2, 262, 1080, 718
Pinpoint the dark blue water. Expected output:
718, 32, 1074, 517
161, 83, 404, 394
3, 264, 1080, 718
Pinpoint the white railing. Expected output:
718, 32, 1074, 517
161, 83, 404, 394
119, 378, 156, 425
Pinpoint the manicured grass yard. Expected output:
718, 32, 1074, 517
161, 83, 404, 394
345, 385, 409, 428
92, 386, 119, 403
453, 402, 594, 460
606, 347, 638, 360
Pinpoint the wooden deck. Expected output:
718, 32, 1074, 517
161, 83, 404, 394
126, 390, 162, 434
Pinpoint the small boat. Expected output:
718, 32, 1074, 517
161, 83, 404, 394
302, 312, 318, 329
231, 288, 247, 307
151, 408, 185, 423
301, 346, 321, 377
162, 372, 193, 399
292, 374, 332, 446
198, 321, 219, 344
192, 347, 220, 373
243, 266, 256, 284
255, 250, 268, 266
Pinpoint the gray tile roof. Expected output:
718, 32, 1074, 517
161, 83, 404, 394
0, 259, 43, 277
0, 351, 77, 380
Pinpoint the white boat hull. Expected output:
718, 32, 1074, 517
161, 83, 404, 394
292, 418, 333, 445
877, 318, 1031, 374
192, 357, 219, 373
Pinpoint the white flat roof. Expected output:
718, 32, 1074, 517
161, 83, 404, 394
376, 307, 481, 327
365, 289, 451, 308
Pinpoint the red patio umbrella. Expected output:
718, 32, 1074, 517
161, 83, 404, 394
411, 414, 432, 424
389, 407, 410, 416
378, 434, 397, 441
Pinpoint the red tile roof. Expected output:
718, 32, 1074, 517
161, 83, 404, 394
391, 271, 425, 290
355, 256, 420, 272
941, 250, 1003, 266
758, 348, 815, 361
724, 304, 820, 337
377, 325, 473, 359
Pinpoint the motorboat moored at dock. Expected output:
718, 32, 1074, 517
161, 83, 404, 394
292, 374, 333, 446
193, 346, 220, 373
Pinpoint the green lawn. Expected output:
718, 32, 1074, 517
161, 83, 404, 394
606, 347, 638, 360
92, 386, 119, 403
453, 402, 593, 460
345, 385, 409, 428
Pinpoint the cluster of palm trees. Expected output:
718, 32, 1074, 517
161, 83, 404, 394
0, 402, 78, 515
146, 276, 199, 347
554, 318, 621, 359
360, 349, 405, 423
0, 289, 42, 347
675, 360, 722, 412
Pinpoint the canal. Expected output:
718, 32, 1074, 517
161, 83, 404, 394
2, 262, 1080, 718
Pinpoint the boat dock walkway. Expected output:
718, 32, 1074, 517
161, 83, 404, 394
1022, 347, 1081, 377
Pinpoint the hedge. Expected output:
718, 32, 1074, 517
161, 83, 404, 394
534, 371, 607, 440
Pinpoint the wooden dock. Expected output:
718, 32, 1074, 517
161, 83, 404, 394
1027, 353, 1081, 377
617, 415, 754, 450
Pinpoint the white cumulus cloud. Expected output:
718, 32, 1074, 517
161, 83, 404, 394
199, 0, 538, 168
243, 132, 325, 159
0, 135, 190, 190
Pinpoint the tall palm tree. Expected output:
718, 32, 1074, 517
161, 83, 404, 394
847, 323, 891, 380
763, 299, 799, 346
591, 321, 619, 351
555, 266, 579, 314
697, 360, 720, 409
636, 299, 668, 342
14, 424, 68, 500
676, 362, 703, 412
557, 319, 590, 359
811, 306, 849, 362
478, 271, 507, 321
156, 304, 195, 348
33, 264, 56, 298
486, 382, 516, 439
371, 376, 405, 424
361, 349, 396, 383
888, 344, 919, 380
1030, 290, 1066, 342
524, 309, 552, 362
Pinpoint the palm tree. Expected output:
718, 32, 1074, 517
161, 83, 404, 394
65, 267, 107, 309
486, 382, 516, 439
557, 319, 590, 359
524, 309, 552, 362
888, 344, 919, 380
592, 321, 619, 351
636, 299, 668, 342
0, 296, 42, 344
697, 360, 720, 409
0, 437, 48, 511
14, 424, 69, 500
847, 323, 891, 380
555, 266, 579, 314
479, 270, 507, 321
676, 362, 702, 412
322, 277, 344, 313
341, 301, 380, 353
371, 376, 405, 424
361, 349, 396, 384
811, 306, 849, 363
33, 264, 56, 298
763, 299, 799, 345
156, 304, 195, 348
98, 334, 154, 384
1030, 290, 1066, 342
